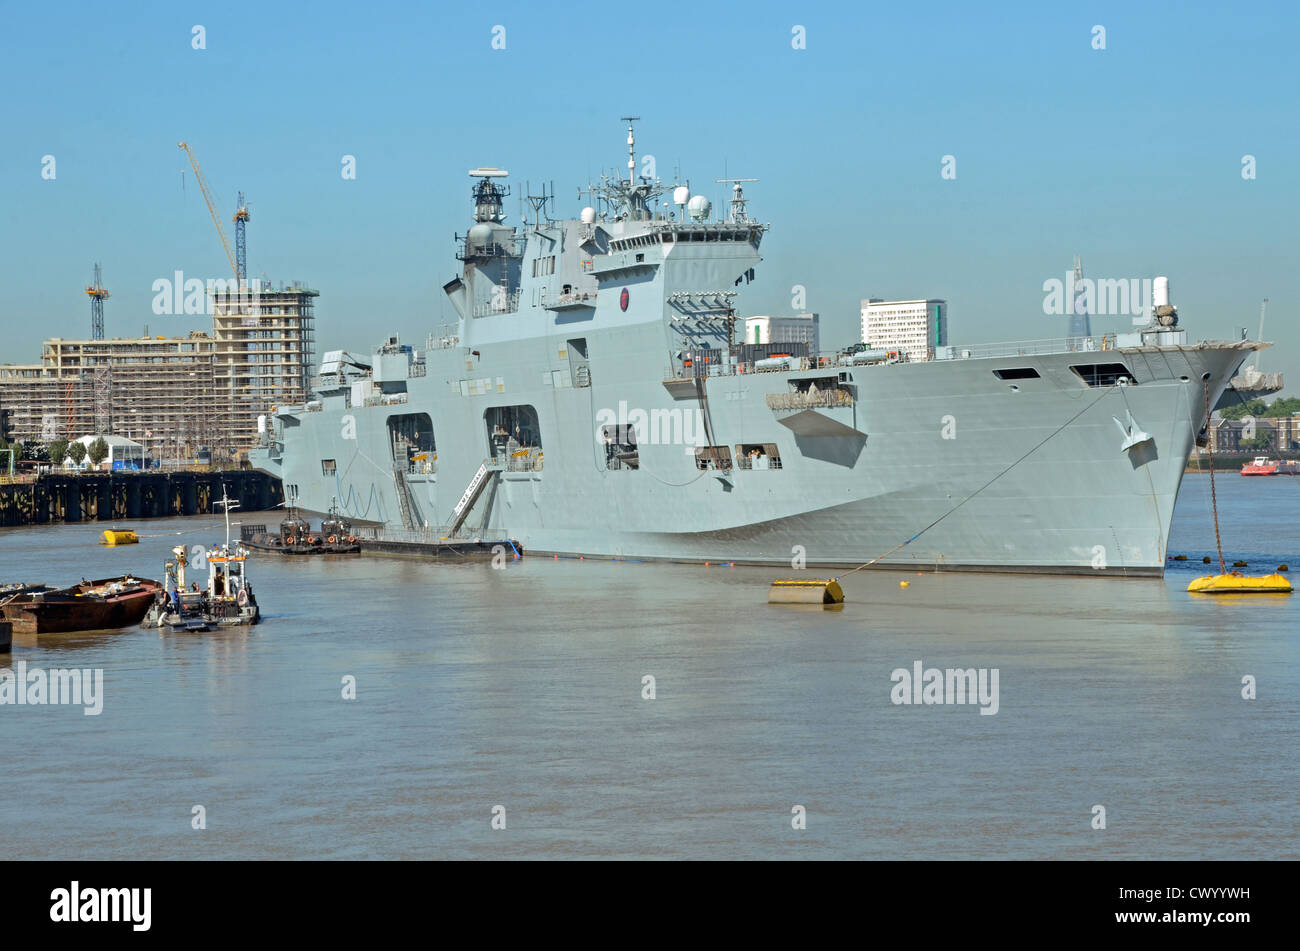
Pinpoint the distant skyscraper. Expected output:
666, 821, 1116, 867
1068, 255, 1091, 345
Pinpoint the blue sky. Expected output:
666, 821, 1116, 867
3, 0, 1296, 389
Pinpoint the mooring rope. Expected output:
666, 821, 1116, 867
1203, 377, 1226, 574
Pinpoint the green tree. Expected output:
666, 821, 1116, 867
1240, 432, 1274, 451
68, 441, 87, 467
21, 439, 47, 461
1222, 396, 1300, 419
1220, 398, 1267, 420
1264, 396, 1300, 417
46, 438, 68, 468
87, 437, 110, 467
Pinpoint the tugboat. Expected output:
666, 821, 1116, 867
2, 576, 161, 635
242, 500, 360, 554
144, 487, 260, 630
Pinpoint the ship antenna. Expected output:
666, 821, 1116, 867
621, 116, 640, 186
216, 483, 240, 550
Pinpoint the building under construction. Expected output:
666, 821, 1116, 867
210, 282, 318, 446
0, 282, 316, 462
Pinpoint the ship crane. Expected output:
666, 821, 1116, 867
178, 142, 239, 281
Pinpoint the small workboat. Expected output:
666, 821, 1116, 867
1, 576, 161, 634
1240, 456, 1279, 476
241, 502, 360, 554
144, 487, 260, 629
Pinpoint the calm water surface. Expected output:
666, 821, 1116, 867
2, 475, 1297, 859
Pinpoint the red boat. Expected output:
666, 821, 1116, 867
1241, 456, 1279, 476
1, 576, 160, 635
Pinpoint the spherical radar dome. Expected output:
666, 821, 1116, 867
687, 195, 711, 221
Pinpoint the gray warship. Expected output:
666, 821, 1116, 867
250, 123, 1269, 576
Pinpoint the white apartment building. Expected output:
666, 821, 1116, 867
743, 313, 820, 353
860, 299, 947, 362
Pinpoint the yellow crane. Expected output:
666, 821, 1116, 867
178, 142, 239, 280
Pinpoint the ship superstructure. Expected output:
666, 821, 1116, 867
251, 123, 1266, 576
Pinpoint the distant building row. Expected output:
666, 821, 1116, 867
740, 300, 950, 365
1202, 416, 1300, 455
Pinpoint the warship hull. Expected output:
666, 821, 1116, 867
253, 334, 1251, 576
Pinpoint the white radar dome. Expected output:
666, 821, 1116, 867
1153, 276, 1170, 309
687, 195, 711, 221
580, 206, 596, 224
468, 222, 494, 244
672, 185, 690, 206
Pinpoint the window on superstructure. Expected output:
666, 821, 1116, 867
600, 424, 639, 470
1069, 363, 1134, 387
321, 459, 336, 476
485, 404, 543, 471
736, 443, 782, 470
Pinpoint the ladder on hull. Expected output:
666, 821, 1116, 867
448, 461, 502, 537
392, 465, 419, 530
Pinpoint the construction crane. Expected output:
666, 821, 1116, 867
233, 192, 250, 284
85, 262, 109, 340
177, 142, 239, 281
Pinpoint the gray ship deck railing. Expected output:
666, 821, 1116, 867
663, 334, 1124, 383
490, 451, 542, 472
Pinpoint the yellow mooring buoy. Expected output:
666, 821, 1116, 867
1187, 572, 1292, 594
768, 578, 845, 605
1186, 380, 1291, 596
100, 529, 140, 546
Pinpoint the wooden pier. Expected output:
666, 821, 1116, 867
0, 470, 282, 527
